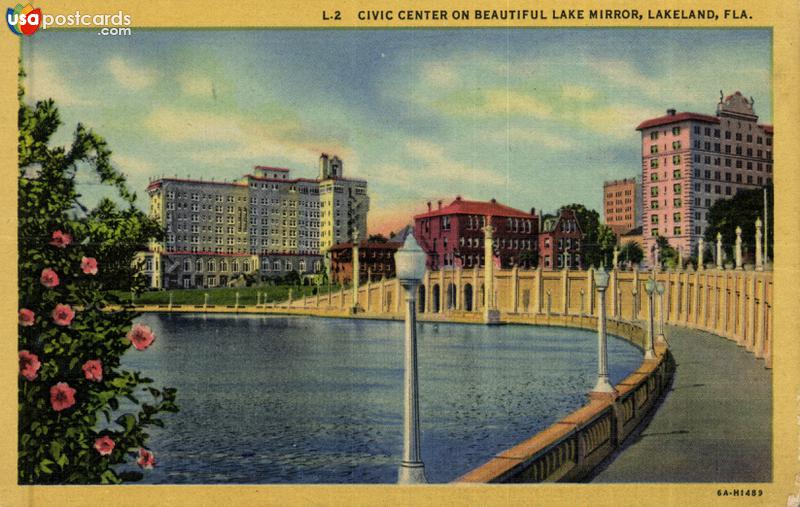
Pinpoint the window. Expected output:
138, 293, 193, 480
673, 198, 682, 207
650, 131, 659, 140
673, 226, 681, 235
650, 159, 659, 168
672, 126, 681, 135
693, 126, 700, 134
673, 169, 681, 179
672, 141, 681, 150
651, 215, 659, 224
651, 200, 660, 210
650, 187, 659, 197
650, 172, 659, 181
673, 212, 681, 222
650, 145, 658, 154
672, 155, 681, 165
673, 183, 682, 193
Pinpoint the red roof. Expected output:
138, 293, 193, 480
759, 124, 773, 134
414, 197, 534, 220
636, 112, 719, 131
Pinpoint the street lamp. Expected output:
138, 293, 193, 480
394, 233, 428, 484
643, 277, 657, 360
592, 266, 615, 395
656, 282, 666, 344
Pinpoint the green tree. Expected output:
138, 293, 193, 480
619, 241, 644, 266
18, 67, 176, 484
367, 233, 388, 243
705, 183, 773, 262
656, 235, 679, 269
596, 224, 618, 267
560, 203, 610, 267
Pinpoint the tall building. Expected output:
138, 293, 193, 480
637, 91, 773, 262
318, 154, 369, 252
413, 196, 539, 270
603, 177, 642, 236
143, 154, 368, 288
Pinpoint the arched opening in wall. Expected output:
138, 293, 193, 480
432, 284, 441, 313
479, 283, 485, 308
463, 283, 473, 312
418, 284, 426, 313
446, 283, 457, 310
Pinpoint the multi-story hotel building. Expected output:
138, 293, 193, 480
413, 197, 539, 270
637, 92, 773, 262
603, 177, 642, 236
142, 154, 369, 289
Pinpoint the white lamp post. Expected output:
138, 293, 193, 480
592, 266, 615, 395
643, 277, 657, 359
394, 233, 428, 484
656, 282, 666, 344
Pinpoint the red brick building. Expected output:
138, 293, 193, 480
538, 209, 583, 270
413, 196, 538, 270
328, 240, 402, 285
603, 177, 642, 236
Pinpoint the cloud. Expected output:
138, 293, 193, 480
561, 84, 597, 102
113, 154, 156, 175
143, 106, 352, 170
178, 73, 215, 97
107, 57, 157, 90
24, 57, 93, 106
405, 139, 503, 186
486, 127, 574, 150
576, 103, 658, 139
421, 62, 459, 88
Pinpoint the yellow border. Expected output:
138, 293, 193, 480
2, 1, 798, 505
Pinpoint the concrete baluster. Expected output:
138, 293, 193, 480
755, 218, 763, 271
734, 226, 743, 270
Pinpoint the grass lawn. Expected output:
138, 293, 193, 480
117, 284, 342, 306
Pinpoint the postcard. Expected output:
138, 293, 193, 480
2, 0, 798, 505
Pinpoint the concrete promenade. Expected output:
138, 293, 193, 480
591, 325, 772, 482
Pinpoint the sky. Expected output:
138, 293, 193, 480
21, 28, 771, 235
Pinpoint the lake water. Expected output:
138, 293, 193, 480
121, 314, 642, 484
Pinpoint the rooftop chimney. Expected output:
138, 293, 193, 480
437, 200, 442, 210
456, 195, 462, 201
427, 201, 431, 212
667, 108, 676, 116
490, 198, 497, 204
530, 207, 536, 216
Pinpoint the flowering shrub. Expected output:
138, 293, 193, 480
18, 68, 177, 484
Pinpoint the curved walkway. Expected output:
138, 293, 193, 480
590, 325, 772, 482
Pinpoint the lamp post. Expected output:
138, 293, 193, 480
394, 233, 428, 484
592, 266, 615, 395
643, 277, 657, 359
656, 282, 666, 344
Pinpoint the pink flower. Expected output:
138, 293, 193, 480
94, 435, 115, 456
136, 448, 156, 469
19, 308, 35, 326
49, 230, 72, 248
127, 324, 155, 351
50, 382, 76, 411
82, 359, 103, 382
40, 268, 60, 288
19, 350, 41, 381
52, 304, 75, 326
80, 256, 98, 275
